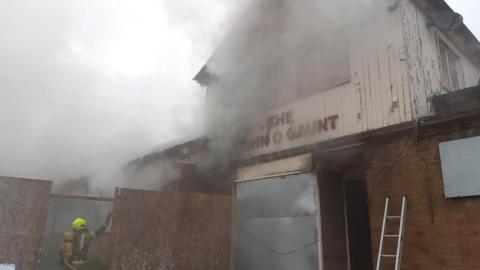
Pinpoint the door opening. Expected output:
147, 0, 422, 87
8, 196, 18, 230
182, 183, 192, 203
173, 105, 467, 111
316, 158, 373, 270
344, 177, 373, 270
318, 170, 349, 270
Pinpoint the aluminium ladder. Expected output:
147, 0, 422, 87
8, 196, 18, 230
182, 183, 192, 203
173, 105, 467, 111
375, 196, 407, 270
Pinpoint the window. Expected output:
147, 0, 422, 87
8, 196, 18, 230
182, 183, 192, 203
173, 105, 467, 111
438, 38, 462, 91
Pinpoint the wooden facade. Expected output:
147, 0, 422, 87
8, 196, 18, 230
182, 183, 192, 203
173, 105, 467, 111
200, 0, 480, 159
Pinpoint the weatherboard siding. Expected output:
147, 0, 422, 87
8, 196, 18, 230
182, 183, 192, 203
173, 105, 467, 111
207, 0, 480, 158
240, 3, 415, 158
401, 0, 480, 117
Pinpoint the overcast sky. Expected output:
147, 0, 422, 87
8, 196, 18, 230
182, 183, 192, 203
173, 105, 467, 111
445, 0, 480, 38
0, 0, 478, 187
0, 0, 245, 184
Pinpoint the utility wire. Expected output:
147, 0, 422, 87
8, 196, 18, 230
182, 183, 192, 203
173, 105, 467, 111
1, 91, 176, 125
236, 225, 317, 255
0, 77, 199, 107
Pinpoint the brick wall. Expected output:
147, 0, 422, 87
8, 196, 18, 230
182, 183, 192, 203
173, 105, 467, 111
0, 177, 52, 270
365, 126, 480, 270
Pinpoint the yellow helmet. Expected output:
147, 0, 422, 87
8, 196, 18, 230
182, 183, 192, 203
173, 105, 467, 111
72, 217, 87, 231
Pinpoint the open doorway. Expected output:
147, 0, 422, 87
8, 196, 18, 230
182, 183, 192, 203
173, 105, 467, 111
344, 177, 373, 270
316, 150, 373, 270
40, 194, 113, 270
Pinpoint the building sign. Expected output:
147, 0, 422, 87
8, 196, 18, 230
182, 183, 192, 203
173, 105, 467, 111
242, 109, 339, 157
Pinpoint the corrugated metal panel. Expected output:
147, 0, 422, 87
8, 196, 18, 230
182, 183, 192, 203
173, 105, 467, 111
0, 177, 52, 270
110, 189, 232, 270
235, 173, 319, 270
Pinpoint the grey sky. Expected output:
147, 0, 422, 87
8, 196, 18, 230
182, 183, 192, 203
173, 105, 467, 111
0, 0, 477, 189
446, 0, 480, 38
0, 0, 243, 186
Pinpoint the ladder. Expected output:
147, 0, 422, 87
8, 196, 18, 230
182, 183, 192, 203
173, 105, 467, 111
375, 196, 407, 270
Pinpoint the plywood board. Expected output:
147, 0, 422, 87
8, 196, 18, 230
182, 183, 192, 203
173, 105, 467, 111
0, 177, 52, 270
110, 189, 232, 270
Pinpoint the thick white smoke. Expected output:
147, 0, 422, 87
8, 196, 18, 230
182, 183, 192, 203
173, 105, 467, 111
0, 0, 247, 194
201, 0, 384, 166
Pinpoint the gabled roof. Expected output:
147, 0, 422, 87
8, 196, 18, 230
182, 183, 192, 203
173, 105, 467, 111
125, 136, 207, 170
193, 0, 281, 86
413, 0, 480, 64
193, 65, 213, 87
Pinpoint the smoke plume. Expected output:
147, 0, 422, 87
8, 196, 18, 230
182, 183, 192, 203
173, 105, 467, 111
202, 0, 385, 166
0, 0, 244, 194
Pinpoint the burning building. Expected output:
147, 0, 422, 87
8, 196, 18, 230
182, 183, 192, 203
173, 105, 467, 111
189, 0, 480, 269
3, 1, 480, 270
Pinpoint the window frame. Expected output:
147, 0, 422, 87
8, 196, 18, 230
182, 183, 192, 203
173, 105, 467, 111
436, 36, 464, 91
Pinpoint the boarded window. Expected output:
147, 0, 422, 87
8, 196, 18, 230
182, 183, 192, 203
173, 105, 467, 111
209, 0, 351, 109
439, 136, 480, 198
296, 33, 350, 99
271, 34, 350, 107
235, 173, 319, 270
271, 0, 351, 107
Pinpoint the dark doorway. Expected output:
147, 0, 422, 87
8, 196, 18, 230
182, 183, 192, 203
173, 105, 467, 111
318, 170, 349, 270
318, 171, 373, 270
315, 148, 373, 270
344, 178, 373, 270
40, 195, 113, 270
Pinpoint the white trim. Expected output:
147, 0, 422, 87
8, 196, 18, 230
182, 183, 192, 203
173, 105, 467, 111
314, 178, 324, 270
235, 154, 312, 182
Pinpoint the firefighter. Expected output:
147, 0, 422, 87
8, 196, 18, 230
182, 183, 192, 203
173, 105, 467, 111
60, 213, 112, 270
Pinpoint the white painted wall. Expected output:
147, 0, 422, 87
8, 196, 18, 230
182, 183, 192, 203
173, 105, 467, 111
401, 0, 480, 117
205, 0, 480, 158
238, 1, 416, 158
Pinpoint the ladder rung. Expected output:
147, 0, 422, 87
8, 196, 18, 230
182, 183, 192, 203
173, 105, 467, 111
376, 196, 407, 270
